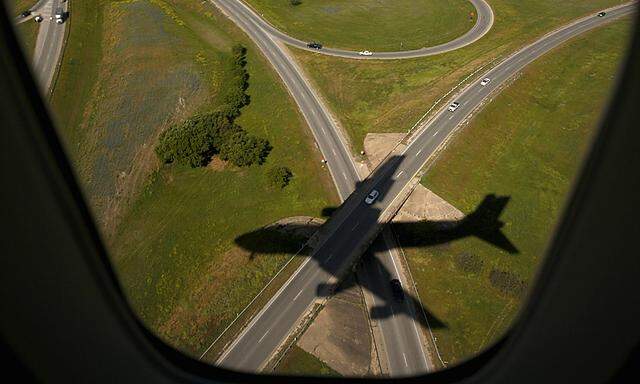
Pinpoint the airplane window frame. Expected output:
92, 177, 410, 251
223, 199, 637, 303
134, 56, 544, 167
1, 3, 638, 383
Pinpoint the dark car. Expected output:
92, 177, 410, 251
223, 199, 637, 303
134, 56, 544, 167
20, 10, 31, 18
597, 12, 606, 17
307, 42, 323, 50
390, 279, 404, 302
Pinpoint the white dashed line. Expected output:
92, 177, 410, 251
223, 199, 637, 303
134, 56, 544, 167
293, 290, 303, 301
403, 353, 408, 367
415, 148, 423, 157
395, 170, 404, 178
351, 222, 360, 231
258, 330, 270, 343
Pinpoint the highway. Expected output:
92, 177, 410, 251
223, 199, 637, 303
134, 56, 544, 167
210, 0, 637, 376
220, 0, 494, 60
210, 0, 436, 375
31, 0, 66, 92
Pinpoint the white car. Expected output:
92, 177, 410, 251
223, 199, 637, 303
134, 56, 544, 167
481, 77, 491, 86
34, 15, 43, 23
358, 50, 373, 56
365, 190, 379, 205
448, 101, 460, 112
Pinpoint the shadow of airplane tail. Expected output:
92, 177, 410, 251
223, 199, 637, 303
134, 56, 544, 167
458, 194, 518, 254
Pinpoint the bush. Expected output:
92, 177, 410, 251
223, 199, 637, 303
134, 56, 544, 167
155, 45, 273, 168
155, 112, 233, 167
267, 166, 293, 189
220, 44, 250, 118
219, 130, 271, 166
290, 0, 302, 5
489, 269, 528, 297
454, 252, 483, 273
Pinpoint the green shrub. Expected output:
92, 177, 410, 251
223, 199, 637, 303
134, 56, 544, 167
155, 45, 272, 168
267, 166, 293, 189
155, 112, 232, 167
219, 130, 271, 166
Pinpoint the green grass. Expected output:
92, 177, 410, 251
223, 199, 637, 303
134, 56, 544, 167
14, 17, 38, 59
49, 0, 337, 357
396, 18, 631, 365
275, 345, 340, 377
6, 0, 39, 58
244, 0, 476, 51
290, 0, 628, 153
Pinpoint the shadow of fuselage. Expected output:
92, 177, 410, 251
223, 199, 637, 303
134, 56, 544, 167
233, 154, 518, 331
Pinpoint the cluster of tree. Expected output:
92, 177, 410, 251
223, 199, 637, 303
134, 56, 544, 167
155, 112, 271, 168
155, 44, 273, 168
220, 44, 250, 119
267, 166, 293, 189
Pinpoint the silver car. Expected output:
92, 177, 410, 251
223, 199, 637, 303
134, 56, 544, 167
365, 190, 379, 205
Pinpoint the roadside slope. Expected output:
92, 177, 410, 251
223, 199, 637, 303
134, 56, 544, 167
398, 18, 632, 365
290, 0, 628, 153
47, 0, 337, 358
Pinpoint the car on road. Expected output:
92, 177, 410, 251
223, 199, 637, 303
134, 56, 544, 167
390, 279, 404, 302
54, 8, 65, 24
20, 10, 31, 18
358, 50, 373, 56
481, 77, 491, 86
364, 189, 379, 205
448, 101, 460, 112
597, 11, 606, 17
307, 42, 322, 49
34, 15, 43, 23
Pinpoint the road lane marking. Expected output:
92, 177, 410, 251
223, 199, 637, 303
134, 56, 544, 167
403, 353, 408, 367
395, 170, 404, 178
293, 290, 303, 301
432, 130, 438, 137
326, 253, 335, 262
415, 148, 423, 156
351, 221, 360, 231
448, 114, 455, 120
258, 330, 270, 343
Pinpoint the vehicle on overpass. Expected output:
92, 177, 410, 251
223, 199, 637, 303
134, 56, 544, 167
365, 189, 380, 205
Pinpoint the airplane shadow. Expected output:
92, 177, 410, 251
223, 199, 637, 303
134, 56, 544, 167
233, 154, 518, 332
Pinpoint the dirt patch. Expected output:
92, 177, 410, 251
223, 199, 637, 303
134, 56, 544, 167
297, 274, 373, 376
207, 156, 228, 171
363, 132, 406, 170
394, 185, 464, 224
267, 216, 325, 240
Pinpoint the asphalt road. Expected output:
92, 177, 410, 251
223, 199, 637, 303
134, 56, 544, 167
222, 0, 494, 59
32, 0, 66, 91
210, 0, 435, 375
211, 0, 636, 375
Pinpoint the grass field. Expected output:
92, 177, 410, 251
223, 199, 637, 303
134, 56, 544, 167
290, 0, 628, 153
275, 345, 340, 377
396, 18, 631, 365
49, 0, 337, 357
14, 17, 38, 59
6, 0, 39, 58
244, 0, 476, 51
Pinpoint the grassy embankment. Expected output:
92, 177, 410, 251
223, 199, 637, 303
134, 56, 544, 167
288, 0, 628, 153
244, 0, 476, 51
6, 0, 39, 58
397, 19, 632, 365
275, 346, 340, 377
50, 0, 337, 357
